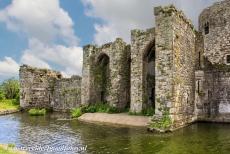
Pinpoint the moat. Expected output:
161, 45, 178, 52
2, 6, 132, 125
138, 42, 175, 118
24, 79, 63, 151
0, 113, 230, 154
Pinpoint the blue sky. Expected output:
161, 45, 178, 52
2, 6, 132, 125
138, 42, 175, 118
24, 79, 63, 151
0, 0, 220, 82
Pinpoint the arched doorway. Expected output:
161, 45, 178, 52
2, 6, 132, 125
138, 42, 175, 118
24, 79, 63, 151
95, 53, 110, 103
143, 41, 155, 110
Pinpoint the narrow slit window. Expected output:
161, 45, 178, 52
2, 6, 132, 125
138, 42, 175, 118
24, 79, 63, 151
227, 55, 230, 64
204, 22, 209, 35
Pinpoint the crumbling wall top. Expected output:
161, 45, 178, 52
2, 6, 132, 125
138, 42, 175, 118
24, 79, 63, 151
154, 5, 195, 31
20, 64, 62, 79
131, 28, 155, 39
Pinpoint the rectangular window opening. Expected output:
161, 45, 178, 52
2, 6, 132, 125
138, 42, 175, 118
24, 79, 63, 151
204, 22, 209, 35
226, 55, 230, 64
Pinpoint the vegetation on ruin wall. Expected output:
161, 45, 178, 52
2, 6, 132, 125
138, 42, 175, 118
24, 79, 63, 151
71, 103, 120, 118
61, 88, 80, 96
129, 108, 154, 116
150, 111, 172, 130
0, 78, 20, 111
93, 63, 108, 91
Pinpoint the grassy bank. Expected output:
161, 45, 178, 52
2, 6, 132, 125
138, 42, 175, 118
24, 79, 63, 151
0, 144, 27, 154
0, 99, 19, 111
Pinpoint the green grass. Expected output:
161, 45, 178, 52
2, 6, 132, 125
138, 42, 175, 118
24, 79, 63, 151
71, 103, 121, 118
84, 103, 120, 113
0, 144, 22, 154
71, 107, 82, 118
0, 99, 19, 111
28, 108, 46, 116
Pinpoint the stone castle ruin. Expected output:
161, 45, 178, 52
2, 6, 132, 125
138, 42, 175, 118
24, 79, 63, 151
20, 65, 82, 112
20, 0, 230, 131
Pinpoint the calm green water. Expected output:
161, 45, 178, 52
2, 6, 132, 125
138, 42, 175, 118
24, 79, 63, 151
0, 113, 230, 154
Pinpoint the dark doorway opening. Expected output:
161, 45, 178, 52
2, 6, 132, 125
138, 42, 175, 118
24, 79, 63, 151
143, 42, 156, 111
96, 53, 110, 103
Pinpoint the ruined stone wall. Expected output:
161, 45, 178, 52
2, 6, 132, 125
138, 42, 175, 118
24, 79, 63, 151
194, 0, 230, 122
19, 65, 62, 109
195, 32, 204, 70
130, 28, 155, 113
171, 8, 196, 129
19, 65, 82, 111
154, 6, 174, 119
81, 38, 131, 109
53, 76, 81, 112
199, 0, 230, 65
81, 45, 96, 105
195, 68, 230, 122
153, 5, 196, 130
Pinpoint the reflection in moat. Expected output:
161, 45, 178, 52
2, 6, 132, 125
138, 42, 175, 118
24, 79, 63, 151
0, 113, 230, 154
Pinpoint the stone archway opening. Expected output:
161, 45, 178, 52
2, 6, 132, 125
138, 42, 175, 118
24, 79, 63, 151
95, 53, 110, 103
143, 41, 155, 111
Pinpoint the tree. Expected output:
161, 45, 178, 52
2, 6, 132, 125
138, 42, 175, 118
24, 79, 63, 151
0, 86, 5, 100
2, 78, 20, 99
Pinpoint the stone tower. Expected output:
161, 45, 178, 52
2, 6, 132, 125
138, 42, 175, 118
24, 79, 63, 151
81, 38, 131, 110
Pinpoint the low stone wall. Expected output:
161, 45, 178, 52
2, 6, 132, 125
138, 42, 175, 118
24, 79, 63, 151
19, 65, 82, 111
19, 65, 62, 109
53, 76, 81, 112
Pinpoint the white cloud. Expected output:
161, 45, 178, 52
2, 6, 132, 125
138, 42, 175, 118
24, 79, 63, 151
0, 57, 19, 79
0, 0, 83, 79
82, 0, 220, 45
20, 38, 83, 77
0, 0, 78, 46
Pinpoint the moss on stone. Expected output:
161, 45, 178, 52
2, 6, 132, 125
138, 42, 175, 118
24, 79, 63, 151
150, 111, 172, 130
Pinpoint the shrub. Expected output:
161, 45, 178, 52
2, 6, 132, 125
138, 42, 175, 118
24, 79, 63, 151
1, 78, 19, 99
71, 107, 82, 118
28, 108, 46, 116
142, 108, 155, 116
7, 143, 15, 148
107, 106, 119, 113
85, 103, 120, 113
0, 89, 5, 100
85, 105, 97, 113
70, 103, 120, 118
150, 111, 172, 130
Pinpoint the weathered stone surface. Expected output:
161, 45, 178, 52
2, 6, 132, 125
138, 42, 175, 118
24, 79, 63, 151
195, 0, 230, 122
19, 65, 81, 111
19, 0, 230, 131
81, 38, 131, 109
53, 75, 81, 112
130, 28, 155, 113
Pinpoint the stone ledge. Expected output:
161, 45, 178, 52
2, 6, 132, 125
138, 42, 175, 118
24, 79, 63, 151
78, 113, 151, 127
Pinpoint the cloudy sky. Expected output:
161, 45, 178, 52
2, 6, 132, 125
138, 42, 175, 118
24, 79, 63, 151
0, 0, 221, 81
